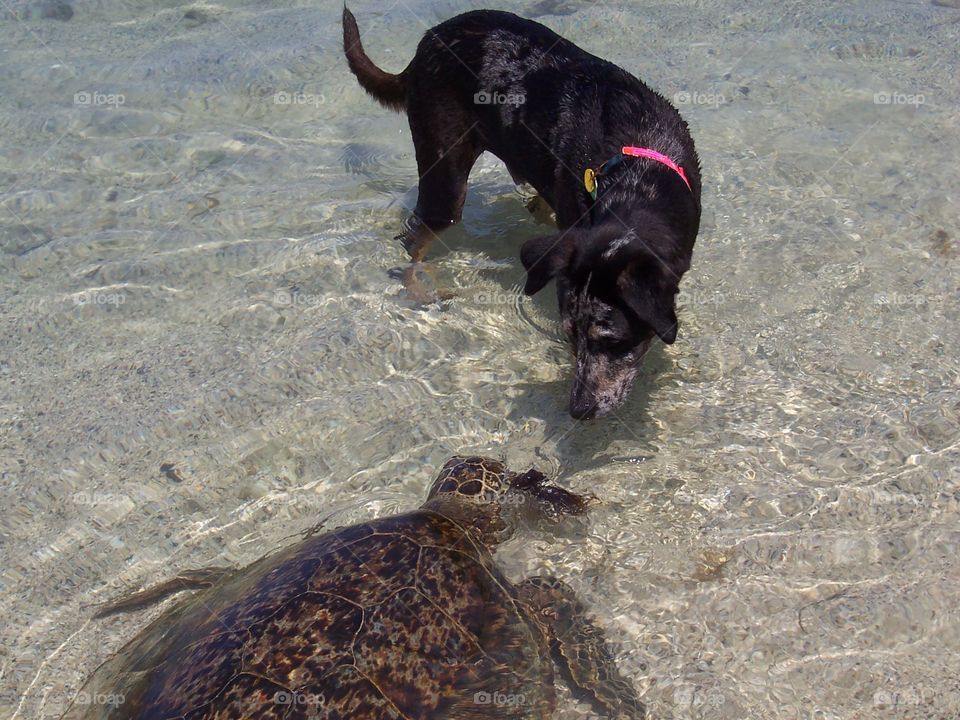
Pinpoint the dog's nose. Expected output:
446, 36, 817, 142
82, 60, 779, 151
569, 396, 597, 420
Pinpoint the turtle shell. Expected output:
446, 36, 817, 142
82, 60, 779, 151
63, 508, 556, 719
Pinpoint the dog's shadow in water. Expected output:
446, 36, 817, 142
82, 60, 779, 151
502, 349, 671, 473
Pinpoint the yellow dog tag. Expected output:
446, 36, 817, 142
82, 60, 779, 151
584, 167, 597, 196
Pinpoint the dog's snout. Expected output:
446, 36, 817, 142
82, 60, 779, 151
569, 388, 598, 419
569, 347, 646, 419
569, 401, 597, 420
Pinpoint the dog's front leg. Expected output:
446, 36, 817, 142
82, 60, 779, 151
394, 112, 481, 302
392, 216, 455, 303
395, 213, 450, 263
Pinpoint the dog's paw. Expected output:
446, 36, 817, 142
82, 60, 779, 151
388, 264, 456, 307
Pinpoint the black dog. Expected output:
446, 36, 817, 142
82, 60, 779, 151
343, 7, 701, 418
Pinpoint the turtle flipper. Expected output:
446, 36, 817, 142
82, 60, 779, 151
92, 567, 234, 618
517, 576, 645, 720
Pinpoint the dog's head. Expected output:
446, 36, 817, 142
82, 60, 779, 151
521, 219, 689, 418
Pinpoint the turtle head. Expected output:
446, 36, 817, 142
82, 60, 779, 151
423, 456, 594, 545
426, 456, 513, 505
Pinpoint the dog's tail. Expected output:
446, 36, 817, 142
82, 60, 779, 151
342, 6, 407, 112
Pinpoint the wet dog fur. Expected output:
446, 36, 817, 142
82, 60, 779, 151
342, 7, 702, 418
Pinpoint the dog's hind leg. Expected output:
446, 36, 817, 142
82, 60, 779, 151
393, 207, 461, 303
394, 108, 480, 302
397, 107, 481, 262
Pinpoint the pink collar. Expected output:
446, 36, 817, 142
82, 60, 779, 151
584, 146, 692, 199
620, 146, 692, 191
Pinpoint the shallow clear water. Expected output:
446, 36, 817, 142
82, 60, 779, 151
1, 0, 958, 718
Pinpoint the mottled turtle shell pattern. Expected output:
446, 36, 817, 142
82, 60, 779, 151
64, 458, 558, 719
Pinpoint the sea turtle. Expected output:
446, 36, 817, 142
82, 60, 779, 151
62, 457, 644, 719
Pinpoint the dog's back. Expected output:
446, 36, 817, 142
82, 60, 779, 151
343, 8, 696, 210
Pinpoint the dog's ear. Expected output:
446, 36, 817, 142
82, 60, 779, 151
619, 268, 680, 344
520, 231, 576, 295
596, 223, 686, 344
